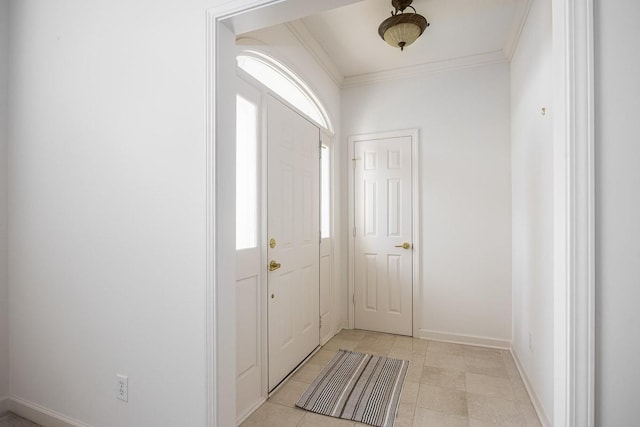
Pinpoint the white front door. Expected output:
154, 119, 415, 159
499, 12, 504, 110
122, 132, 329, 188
354, 136, 413, 336
267, 95, 320, 390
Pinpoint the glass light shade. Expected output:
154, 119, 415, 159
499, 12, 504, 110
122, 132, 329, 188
378, 12, 429, 51
382, 22, 422, 49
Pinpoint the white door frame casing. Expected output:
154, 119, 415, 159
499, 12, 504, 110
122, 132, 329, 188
320, 130, 337, 345
205, 1, 595, 426
552, 0, 595, 426
347, 129, 421, 337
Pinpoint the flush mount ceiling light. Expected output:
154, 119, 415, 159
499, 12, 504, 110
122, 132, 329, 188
378, 0, 429, 51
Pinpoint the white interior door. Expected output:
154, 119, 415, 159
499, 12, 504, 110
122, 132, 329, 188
354, 136, 413, 336
267, 95, 320, 390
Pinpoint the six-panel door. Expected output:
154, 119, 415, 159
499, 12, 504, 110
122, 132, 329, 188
267, 95, 320, 390
354, 136, 413, 336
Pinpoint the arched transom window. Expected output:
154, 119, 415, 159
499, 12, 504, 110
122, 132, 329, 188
237, 50, 333, 132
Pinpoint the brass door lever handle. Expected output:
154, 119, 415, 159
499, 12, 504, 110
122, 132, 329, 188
269, 260, 281, 271
394, 242, 412, 250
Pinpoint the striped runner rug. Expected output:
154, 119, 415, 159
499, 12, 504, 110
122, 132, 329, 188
296, 350, 409, 427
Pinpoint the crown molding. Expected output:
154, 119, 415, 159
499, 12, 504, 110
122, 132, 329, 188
504, 0, 534, 60
285, 20, 345, 87
236, 36, 266, 46
341, 50, 508, 88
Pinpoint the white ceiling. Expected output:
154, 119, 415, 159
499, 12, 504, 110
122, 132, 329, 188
297, 0, 530, 80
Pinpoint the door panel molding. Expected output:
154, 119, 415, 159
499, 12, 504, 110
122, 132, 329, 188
348, 129, 420, 337
267, 95, 320, 390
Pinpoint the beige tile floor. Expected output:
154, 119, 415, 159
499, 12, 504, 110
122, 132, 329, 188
0, 413, 40, 427
241, 329, 542, 427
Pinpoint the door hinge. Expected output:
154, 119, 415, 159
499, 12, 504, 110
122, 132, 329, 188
352, 294, 355, 305
319, 317, 323, 328
353, 226, 356, 237
352, 158, 358, 169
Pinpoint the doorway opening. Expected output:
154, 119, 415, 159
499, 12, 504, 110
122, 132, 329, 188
205, 1, 595, 426
233, 48, 335, 421
348, 129, 420, 337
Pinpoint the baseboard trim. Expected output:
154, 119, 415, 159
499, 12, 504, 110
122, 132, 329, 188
336, 321, 348, 333
0, 396, 8, 415
418, 329, 510, 349
237, 325, 346, 426
8, 396, 90, 427
510, 349, 552, 427
236, 396, 266, 426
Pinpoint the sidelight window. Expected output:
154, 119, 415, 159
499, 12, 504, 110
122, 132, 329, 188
236, 94, 258, 250
321, 144, 331, 239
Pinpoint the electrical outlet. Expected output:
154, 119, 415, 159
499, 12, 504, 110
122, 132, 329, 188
529, 332, 534, 352
116, 374, 128, 402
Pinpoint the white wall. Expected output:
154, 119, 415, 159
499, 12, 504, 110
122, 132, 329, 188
7, 1, 212, 425
0, 0, 9, 403
342, 62, 512, 345
595, 1, 640, 424
510, 0, 553, 422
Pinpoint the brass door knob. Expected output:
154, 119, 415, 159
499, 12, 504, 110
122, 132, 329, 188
269, 260, 281, 271
394, 242, 412, 250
